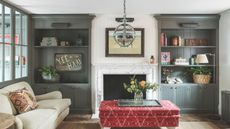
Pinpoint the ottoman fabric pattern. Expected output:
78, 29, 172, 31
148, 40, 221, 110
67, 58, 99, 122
99, 100, 180, 128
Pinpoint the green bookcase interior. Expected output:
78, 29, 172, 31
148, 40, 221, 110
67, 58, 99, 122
34, 29, 89, 46
156, 15, 219, 113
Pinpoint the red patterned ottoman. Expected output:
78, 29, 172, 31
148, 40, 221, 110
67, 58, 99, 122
99, 100, 180, 129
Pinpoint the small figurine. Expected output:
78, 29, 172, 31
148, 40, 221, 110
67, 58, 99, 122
150, 55, 155, 64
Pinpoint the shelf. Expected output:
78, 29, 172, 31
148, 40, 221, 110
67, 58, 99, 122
161, 64, 215, 67
160, 83, 216, 86
161, 46, 216, 48
34, 83, 89, 86
34, 46, 89, 48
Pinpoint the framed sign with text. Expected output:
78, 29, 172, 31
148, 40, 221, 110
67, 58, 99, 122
55, 53, 82, 71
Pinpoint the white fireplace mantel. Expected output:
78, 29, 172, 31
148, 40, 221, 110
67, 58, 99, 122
91, 63, 158, 118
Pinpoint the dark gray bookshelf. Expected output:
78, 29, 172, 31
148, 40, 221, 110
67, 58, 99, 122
155, 14, 219, 113
31, 14, 94, 113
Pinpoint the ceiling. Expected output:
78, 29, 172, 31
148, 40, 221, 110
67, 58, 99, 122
4, 0, 230, 14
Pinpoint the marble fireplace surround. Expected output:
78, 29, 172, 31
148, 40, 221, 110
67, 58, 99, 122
91, 63, 158, 117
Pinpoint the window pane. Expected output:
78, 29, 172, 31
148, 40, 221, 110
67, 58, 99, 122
15, 45, 21, 78
22, 14, 27, 45
4, 6, 12, 81
4, 6, 11, 44
0, 44, 2, 82
22, 46, 27, 77
0, 4, 3, 82
5, 44, 11, 81
15, 11, 20, 45
15, 11, 21, 78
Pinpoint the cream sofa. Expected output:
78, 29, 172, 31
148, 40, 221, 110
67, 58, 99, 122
0, 81, 71, 129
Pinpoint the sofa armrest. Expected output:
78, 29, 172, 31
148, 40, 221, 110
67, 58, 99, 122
15, 116, 23, 129
35, 91, 62, 101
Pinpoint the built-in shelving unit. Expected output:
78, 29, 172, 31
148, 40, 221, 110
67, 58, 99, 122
155, 14, 219, 113
31, 14, 94, 113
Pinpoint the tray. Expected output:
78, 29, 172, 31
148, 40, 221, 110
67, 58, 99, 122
118, 99, 162, 107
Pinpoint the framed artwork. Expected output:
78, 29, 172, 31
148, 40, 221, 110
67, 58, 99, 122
105, 28, 144, 57
161, 52, 170, 65
55, 53, 82, 71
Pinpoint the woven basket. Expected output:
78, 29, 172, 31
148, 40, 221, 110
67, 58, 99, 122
193, 74, 211, 84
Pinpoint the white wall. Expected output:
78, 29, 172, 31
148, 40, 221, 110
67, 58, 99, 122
91, 14, 158, 64
219, 9, 230, 114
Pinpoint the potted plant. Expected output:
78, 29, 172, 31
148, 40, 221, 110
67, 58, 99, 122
38, 66, 60, 82
189, 67, 212, 84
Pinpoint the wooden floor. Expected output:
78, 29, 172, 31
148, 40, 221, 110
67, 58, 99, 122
57, 114, 230, 129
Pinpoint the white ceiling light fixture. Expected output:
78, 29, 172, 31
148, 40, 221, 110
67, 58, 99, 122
113, 0, 135, 47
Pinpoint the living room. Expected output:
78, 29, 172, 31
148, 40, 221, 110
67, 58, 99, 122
0, 0, 230, 129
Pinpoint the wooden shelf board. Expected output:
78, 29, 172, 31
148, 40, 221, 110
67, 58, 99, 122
34, 46, 89, 48
161, 46, 216, 48
34, 82, 89, 85
161, 64, 215, 67
160, 83, 216, 86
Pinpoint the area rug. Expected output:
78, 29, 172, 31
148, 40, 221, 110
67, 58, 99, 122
57, 114, 228, 129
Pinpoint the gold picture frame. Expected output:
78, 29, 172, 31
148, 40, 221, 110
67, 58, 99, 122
105, 28, 144, 57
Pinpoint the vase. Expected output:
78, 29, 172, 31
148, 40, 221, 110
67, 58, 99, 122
134, 92, 143, 101
146, 89, 153, 100
42, 74, 60, 83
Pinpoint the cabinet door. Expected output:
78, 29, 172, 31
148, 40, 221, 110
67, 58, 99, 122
159, 86, 175, 103
175, 85, 202, 111
175, 86, 190, 108
202, 86, 215, 112
60, 86, 75, 109
188, 86, 203, 109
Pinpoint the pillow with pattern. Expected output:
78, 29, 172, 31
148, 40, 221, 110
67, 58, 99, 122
9, 88, 38, 114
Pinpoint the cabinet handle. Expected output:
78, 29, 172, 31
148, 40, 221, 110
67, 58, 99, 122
179, 23, 199, 28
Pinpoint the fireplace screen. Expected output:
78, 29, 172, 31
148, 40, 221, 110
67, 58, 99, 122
103, 74, 146, 100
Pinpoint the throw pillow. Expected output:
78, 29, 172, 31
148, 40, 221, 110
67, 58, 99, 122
9, 88, 38, 114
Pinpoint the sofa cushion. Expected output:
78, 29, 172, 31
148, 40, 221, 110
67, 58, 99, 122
2, 81, 35, 98
0, 89, 16, 114
0, 94, 13, 114
17, 109, 58, 129
9, 88, 38, 114
37, 99, 71, 115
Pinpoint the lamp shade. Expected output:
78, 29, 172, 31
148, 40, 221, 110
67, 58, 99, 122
195, 54, 209, 64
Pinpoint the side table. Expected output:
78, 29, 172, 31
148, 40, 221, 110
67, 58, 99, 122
0, 113, 15, 129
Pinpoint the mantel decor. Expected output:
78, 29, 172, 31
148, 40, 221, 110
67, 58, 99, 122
55, 53, 82, 71
106, 28, 144, 57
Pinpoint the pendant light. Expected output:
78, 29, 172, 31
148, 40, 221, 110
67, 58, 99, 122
113, 0, 135, 47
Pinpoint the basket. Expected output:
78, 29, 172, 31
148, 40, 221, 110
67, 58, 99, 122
193, 74, 211, 84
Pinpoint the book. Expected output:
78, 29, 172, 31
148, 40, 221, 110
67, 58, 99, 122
161, 52, 170, 65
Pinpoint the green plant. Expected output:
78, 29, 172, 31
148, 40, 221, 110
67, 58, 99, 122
38, 66, 58, 77
123, 75, 158, 94
189, 67, 211, 75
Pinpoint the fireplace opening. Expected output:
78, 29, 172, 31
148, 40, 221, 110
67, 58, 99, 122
103, 74, 146, 100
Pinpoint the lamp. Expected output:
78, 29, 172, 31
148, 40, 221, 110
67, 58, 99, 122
195, 54, 209, 64
113, 0, 135, 47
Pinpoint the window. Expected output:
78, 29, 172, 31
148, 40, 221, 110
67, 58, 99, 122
0, 2, 28, 82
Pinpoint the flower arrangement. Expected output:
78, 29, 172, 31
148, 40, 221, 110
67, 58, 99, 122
123, 75, 158, 94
